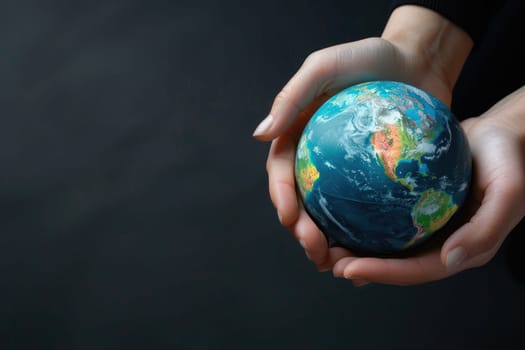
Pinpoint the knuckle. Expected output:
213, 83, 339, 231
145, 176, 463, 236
304, 48, 336, 76
471, 250, 497, 268
272, 86, 303, 115
472, 227, 506, 265
273, 87, 292, 108
304, 49, 325, 66
476, 233, 500, 256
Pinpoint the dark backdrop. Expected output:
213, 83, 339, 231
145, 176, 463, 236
0, 0, 523, 349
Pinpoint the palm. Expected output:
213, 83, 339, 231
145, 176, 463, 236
454, 117, 525, 266
263, 38, 454, 272
331, 112, 525, 285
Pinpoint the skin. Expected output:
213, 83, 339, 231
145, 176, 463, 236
253, 5, 525, 286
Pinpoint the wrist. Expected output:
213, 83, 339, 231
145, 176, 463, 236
381, 5, 473, 102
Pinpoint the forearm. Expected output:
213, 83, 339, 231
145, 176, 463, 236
381, 5, 473, 104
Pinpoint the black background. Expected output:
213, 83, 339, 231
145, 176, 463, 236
0, 0, 523, 349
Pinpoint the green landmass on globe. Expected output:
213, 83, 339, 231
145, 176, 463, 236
295, 81, 471, 255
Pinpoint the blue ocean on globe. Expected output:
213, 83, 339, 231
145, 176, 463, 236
295, 81, 472, 255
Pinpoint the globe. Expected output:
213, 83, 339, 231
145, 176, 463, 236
295, 81, 472, 255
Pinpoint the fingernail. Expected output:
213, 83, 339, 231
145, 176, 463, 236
304, 250, 312, 261
332, 261, 346, 278
299, 240, 313, 260
299, 239, 306, 249
352, 279, 371, 287
253, 114, 274, 137
277, 212, 283, 225
318, 267, 331, 273
446, 246, 467, 273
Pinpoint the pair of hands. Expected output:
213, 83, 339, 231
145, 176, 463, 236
253, 10, 525, 285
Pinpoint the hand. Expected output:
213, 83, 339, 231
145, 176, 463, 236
332, 87, 525, 285
253, 6, 473, 273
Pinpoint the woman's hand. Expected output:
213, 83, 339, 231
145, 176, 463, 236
332, 87, 525, 285
254, 5, 473, 273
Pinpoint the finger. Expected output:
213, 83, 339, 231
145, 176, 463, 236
322, 247, 355, 274
441, 177, 525, 274
328, 247, 355, 264
253, 48, 338, 141
333, 256, 358, 278
253, 38, 401, 141
265, 93, 330, 226
291, 207, 330, 270
266, 135, 299, 227
341, 251, 447, 286
441, 128, 525, 272
267, 131, 332, 271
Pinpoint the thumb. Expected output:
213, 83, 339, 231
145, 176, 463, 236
253, 38, 403, 141
441, 181, 525, 274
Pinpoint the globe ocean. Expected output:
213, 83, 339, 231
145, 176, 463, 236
295, 81, 471, 255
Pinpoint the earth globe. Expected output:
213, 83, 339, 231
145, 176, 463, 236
295, 81, 471, 255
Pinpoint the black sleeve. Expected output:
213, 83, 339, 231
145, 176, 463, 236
389, 0, 506, 43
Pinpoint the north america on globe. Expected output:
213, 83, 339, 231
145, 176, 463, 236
295, 81, 471, 255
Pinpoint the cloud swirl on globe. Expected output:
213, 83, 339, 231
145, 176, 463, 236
295, 81, 472, 255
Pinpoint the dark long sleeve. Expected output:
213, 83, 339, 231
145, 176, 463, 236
389, 0, 506, 43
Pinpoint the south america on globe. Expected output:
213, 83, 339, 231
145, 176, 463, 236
295, 81, 471, 255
